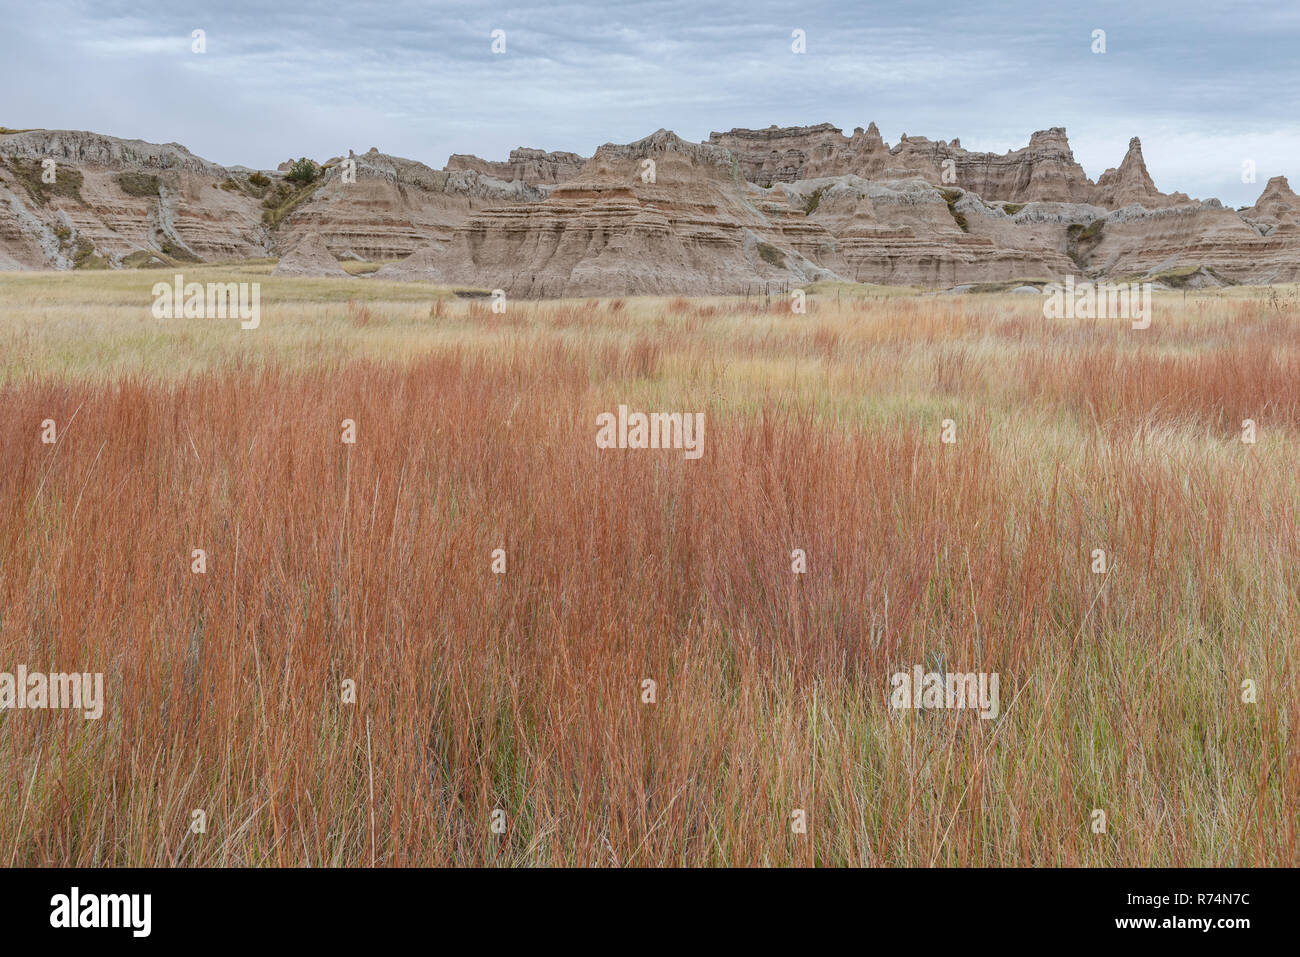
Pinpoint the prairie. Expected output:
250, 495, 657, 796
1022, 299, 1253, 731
0, 270, 1296, 866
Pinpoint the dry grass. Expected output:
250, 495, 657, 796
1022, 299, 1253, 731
0, 273, 1297, 866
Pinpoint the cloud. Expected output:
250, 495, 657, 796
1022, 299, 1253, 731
2, 0, 1295, 205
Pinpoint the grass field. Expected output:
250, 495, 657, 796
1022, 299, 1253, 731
0, 269, 1296, 866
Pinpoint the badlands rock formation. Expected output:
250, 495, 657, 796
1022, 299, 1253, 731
274, 147, 545, 262
1242, 176, 1299, 229
0, 131, 541, 272
2, 122, 1297, 292
0, 129, 266, 268
378, 130, 839, 296
271, 231, 349, 277
445, 147, 585, 185
707, 124, 1187, 208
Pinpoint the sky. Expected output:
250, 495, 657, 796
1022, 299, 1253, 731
3, 0, 1296, 206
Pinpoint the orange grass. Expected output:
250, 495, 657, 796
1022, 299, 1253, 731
0, 286, 1297, 866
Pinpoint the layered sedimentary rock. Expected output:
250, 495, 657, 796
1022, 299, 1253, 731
708, 124, 1194, 208
0, 129, 229, 176
1094, 138, 1190, 209
770, 177, 1081, 286
271, 231, 349, 277
375, 129, 1097, 293
1242, 176, 1299, 229
0, 129, 269, 268
273, 147, 545, 262
1086, 200, 1300, 284
376, 130, 838, 296
0, 198, 52, 269
2, 123, 1298, 291
0, 132, 544, 269
707, 123, 859, 185
366, 123, 1300, 291
445, 147, 586, 185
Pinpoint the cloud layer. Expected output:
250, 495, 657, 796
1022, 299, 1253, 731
4, 0, 1296, 206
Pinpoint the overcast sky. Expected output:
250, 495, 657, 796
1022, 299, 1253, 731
4, 0, 1296, 206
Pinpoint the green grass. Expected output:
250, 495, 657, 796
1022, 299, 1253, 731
936, 187, 969, 232
3, 157, 84, 204
962, 279, 1053, 294
71, 237, 107, 270
1141, 264, 1238, 288
1068, 220, 1105, 242
262, 181, 321, 229
756, 241, 785, 266
115, 172, 161, 197
1066, 220, 1105, 268
159, 236, 202, 263
122, 250, 180, 269
803, 186, 827, 215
